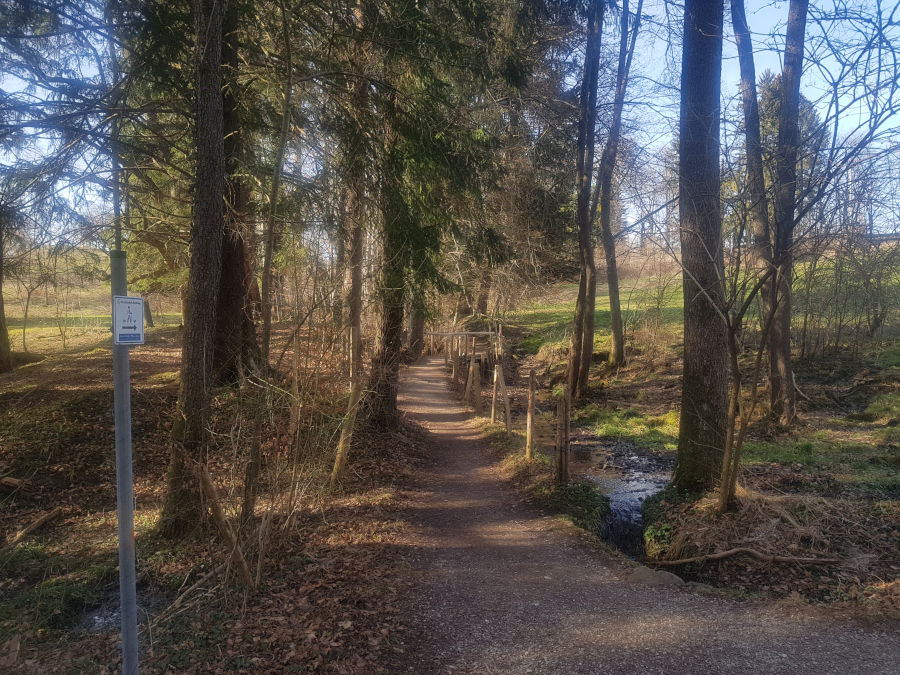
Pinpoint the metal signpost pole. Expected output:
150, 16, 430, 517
110, 249, 138, 673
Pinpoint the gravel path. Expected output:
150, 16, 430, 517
394, 357, 900, 674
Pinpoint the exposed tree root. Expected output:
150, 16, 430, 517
653, 547, 840, 566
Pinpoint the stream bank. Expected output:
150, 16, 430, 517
569, 434, 673, 556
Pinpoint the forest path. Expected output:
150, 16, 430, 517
394, 357, 899, 674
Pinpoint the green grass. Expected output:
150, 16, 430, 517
572, 403, 679, 452
863, 393, 900, 424
477, 419, 610, 533
742, 439, 900, 496
875, 344, 900, 369
0, 542, 119, 634
5, 313, 182, 330
528, 480, 610, 532
505, 280, 684, 356
0, 389, 113, 472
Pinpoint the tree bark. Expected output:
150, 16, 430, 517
731, 0, 777, 409
672, 0, 728, 493
212, 0, 259, 385
330, 2, 368, 483
160, 0, 226, 536
568, 0, 605, 398
0, 220, 11, 373
330, 175, 365, 485
475, 268, 490, 315
364, 242, 405, 429
591, 0, 643, 377
364, 152, 405, 429
408, 305, 426, 361
730, 0, 772, 273
259, 0, 293, 364
769, 0, 809, 427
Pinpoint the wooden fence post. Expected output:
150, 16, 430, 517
444, 337, 449, 368
473, 357, 481, 415
463, 354, 480, 412
491, 365, 499, 423
555, 389, 570, 484
451, 337, 458, 383
497, 364, 512, 435
526, 369, 535, 460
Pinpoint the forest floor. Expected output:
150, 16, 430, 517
0, 324, 421, 672
394, 357, 900, 674
0, 281, 897, 671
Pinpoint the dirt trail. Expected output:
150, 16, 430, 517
395, 357, 899, 674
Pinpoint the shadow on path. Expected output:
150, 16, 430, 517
394, 357, 899, 674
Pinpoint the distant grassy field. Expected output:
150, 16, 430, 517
505, 277, 684, 356
2, 280, 181, 354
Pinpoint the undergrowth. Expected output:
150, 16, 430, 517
640, 485, 900, 614
477, 421, 610, 535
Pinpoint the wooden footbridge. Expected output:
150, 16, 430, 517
424, 328, 512, 430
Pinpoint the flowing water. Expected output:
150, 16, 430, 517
571, 437, 673, 557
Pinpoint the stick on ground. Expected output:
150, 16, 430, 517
654, 547, 840, 566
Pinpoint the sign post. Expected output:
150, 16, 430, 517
113, 296, 145, 346
110, 250, 139, 674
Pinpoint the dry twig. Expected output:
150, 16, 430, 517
5, 506, 63, 547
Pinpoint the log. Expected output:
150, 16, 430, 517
7, 506, 63, 546
653, 547, 840, 567
0, 476, 33, 494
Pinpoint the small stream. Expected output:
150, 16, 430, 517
571, 437, 673, 557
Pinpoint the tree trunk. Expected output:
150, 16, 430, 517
592, 0, 642, 376
22, 288, 33, 353
0, 221, 11, 373
730, 0, 772, 273
259, 0, 293, 364
143, 297, 155, 327
330, 202, 364, 486
212, 0, 259, 385
567, 270, 587, 394
364, 160, 405, 429
672, 0, 728, 493
330, 3, 368, 483
578, 263, 597, 394
408, 305, 426, 361
568, 0, 605, 398
364, 257, 404, 429
160, 0, 226, 536
476, 268, 490, 315
769, 0, 809, 427
731, 0, 777, 411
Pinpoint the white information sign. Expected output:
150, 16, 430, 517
113, 296, 144, 346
